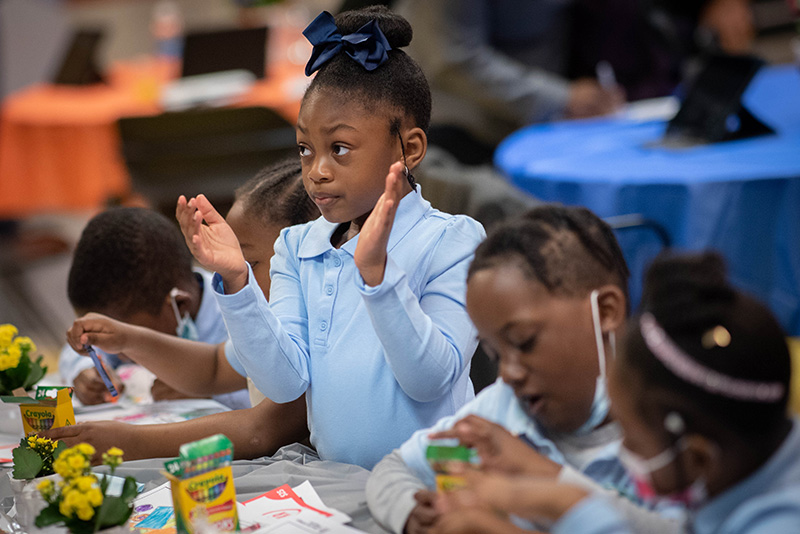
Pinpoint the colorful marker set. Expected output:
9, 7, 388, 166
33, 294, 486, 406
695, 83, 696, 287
163, 434, 239, 534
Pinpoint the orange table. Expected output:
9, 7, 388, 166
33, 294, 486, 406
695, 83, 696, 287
0, 58, 306, 219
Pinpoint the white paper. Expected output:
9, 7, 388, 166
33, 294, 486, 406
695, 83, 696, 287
253, 514, 367, 534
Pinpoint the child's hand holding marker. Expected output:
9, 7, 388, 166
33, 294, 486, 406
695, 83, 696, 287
84, 344, 119, 400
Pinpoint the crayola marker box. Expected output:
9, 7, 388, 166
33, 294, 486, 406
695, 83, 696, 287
164, 434, 238, 534
0, 386, 75, 436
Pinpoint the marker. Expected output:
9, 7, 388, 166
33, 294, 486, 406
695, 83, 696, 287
84, 345, 118, 397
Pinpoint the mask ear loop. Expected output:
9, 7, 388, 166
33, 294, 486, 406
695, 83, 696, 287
590, 289, 607, 381
394, 128, 417, 191
169, 287, 184, 324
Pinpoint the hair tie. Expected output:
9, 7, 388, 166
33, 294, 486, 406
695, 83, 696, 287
303, 11, 392, 76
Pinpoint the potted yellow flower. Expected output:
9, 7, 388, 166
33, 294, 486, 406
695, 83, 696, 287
8, 436, 67, 530
35, 444, 138, 534
0, 323, 48, 395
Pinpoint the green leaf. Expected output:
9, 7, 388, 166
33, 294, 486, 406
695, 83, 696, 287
11, 446, 43, 479
34, 503, 65, 527
120, 477, 139, 501
54, 439, 68, 459
22, 356, 47, 390
95, 496, 133, 529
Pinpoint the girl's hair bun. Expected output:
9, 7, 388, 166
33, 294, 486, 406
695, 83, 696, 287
641, 251, 732, 320
335, 6, 412, 49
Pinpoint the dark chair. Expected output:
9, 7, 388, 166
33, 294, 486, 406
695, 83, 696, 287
605, 213, 672, 311
117, 106, 297, 217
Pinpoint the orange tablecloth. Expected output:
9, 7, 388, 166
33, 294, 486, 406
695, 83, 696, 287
0, 58, 306, 219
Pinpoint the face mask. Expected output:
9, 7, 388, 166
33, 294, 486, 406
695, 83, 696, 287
574, 289, 615, 435
170, 288, 199, 341
618, 441, 708, 508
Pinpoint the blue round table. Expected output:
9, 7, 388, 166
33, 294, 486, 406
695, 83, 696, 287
496, 65, 800, 334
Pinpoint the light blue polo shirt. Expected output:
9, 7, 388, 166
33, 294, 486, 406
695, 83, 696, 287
554, 419, 800, 534
217, 188, 484, 469
399, 378, 632, 494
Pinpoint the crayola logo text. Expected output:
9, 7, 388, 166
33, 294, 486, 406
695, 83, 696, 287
24, 409, 54, 418
187, 475, 226, 492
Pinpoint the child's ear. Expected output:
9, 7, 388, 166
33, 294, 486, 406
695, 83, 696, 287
401, 126, 427, 171
596, 284, 626, 334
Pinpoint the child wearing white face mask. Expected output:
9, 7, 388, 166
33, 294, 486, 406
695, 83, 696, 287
59, 207, 250, 409
429, 252, 800, 534
367, 205, 682, 534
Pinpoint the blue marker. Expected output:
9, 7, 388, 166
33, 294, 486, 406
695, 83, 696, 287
84, 345, 118, 397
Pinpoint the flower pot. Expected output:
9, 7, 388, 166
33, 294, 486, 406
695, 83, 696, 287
7, 472, 59, 531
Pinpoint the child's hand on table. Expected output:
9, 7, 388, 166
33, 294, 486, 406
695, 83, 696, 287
39, 421, 135, 465
73, 367, 125, 405
429, 415, 561, 478
176, 193, 248, 293
354, 161, 406, 287
405, 489, 439, 534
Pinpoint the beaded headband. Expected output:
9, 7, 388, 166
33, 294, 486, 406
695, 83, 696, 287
639, 312, 785, 403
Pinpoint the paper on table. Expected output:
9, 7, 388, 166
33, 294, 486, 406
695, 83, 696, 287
240, 483, 350, 527
252, 514, 368, 534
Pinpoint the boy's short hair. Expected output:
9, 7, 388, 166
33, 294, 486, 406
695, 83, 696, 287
67, 207, 194, 317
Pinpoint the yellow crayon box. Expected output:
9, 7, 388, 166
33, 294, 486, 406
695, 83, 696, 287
164, 434, 237, 534
0, 386, 75, 436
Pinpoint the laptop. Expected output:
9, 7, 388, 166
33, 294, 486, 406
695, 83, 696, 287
660, 53, 773, 147
181, 27, 269, 79
53, 29, 104, 85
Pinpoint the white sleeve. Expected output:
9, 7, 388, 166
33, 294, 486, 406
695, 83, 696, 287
58, 344, 94, 384
366, 450, 427, 534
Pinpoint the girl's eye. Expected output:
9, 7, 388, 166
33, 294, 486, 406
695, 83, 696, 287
516, 336, 538, 354
298, 146, 310, 157
332, 145, 350, 156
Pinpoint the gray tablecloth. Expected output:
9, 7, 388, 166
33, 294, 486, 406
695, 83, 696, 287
94, 443, 388, 534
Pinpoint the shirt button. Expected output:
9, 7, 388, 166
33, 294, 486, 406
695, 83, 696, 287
333, 257, 342, 267
320, 321, 328, 331
325, 285, 334, 296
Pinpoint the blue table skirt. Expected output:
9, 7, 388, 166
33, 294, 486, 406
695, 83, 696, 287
496, 65, 800, 334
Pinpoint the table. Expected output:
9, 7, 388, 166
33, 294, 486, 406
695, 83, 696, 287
495, 65, 800, 335
0, 57, 307, 220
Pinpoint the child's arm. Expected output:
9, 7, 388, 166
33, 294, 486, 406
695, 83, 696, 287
40, 395, 308, 462
176, 194, 249, 294
354, 164, 485, 402
67, 313, 247, 396
353, 161, 406, 287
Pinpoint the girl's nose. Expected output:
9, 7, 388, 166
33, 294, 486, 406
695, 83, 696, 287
498, 354, 528, 386
307, 158, 332, 183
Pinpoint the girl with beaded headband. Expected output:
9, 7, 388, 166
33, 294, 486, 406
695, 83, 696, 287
427, 252, 799, 534
176, 7, 484, 469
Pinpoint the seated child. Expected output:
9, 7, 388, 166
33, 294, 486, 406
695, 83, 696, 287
44, 159, 317, 460
431, 252, 800, 534
60, 206, 249, 409
367, 205, 680, 534
176, 7, 485, 469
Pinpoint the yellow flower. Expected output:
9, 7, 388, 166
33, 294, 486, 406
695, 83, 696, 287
73, 475, 96, 492
87, 487, 103, 508
13, 336, 35, 353
76, 443, 95, 457
0, 324, 18, 349
2, 344, 21, 369
76, 504, 95, 521
102, 447, 124, 468
37, 479, 55, 499
0, 352, 17, 372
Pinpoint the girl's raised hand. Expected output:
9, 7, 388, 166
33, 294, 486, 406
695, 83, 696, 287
176, 194, 248, 293
354, 161, 406, 286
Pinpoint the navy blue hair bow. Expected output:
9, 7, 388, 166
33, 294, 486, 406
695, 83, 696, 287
303, 11, 392, 76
